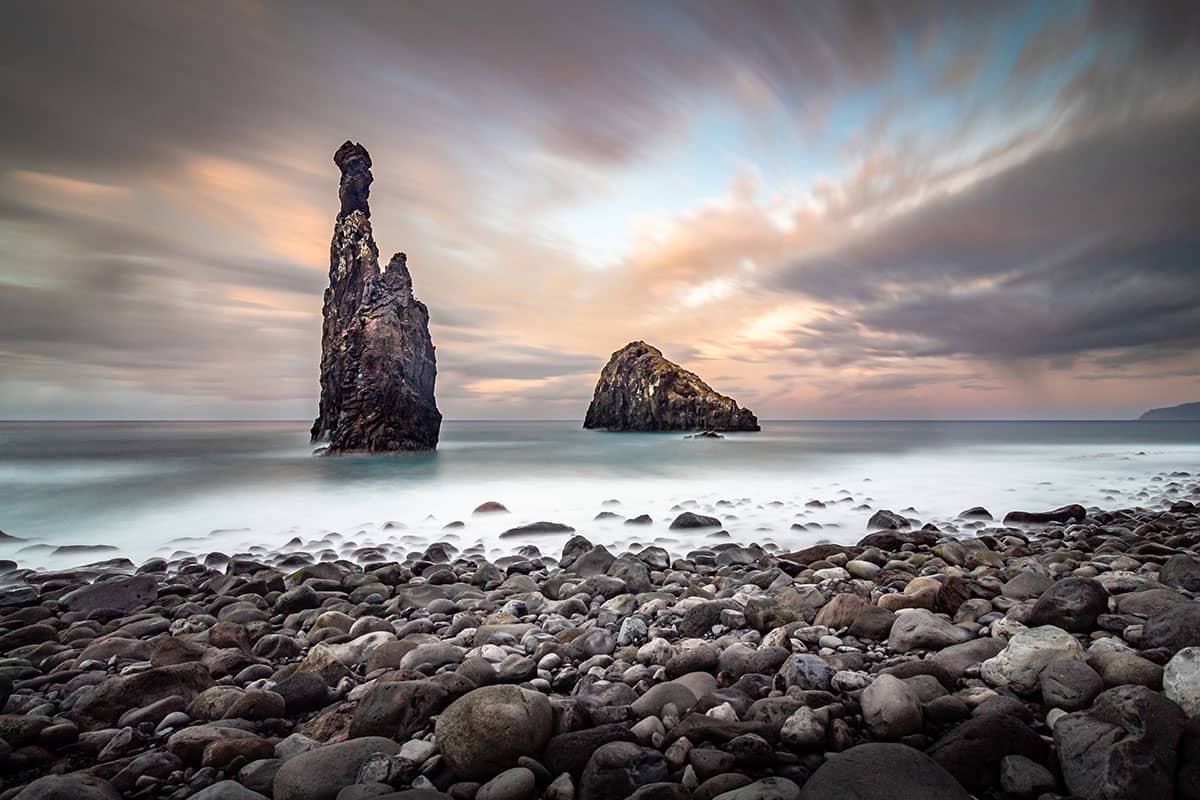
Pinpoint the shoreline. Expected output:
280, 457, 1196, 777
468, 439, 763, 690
0, 479, 1198, 798
3, 419, 1198, 572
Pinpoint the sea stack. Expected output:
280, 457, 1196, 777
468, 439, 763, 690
584, 341, 760, 431
310, 141, 441, 453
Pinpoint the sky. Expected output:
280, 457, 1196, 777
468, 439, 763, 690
1, 1, 1198, 421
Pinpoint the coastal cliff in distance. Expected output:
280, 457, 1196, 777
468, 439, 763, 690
1140, 401, 1200, 421
310, 141, 441, 453
584, 341, 760, 432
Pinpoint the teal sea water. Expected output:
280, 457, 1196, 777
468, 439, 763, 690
2, 420, 1198, 568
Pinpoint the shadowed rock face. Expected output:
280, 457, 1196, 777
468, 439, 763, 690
583, 341, 759, 432
310, 141, 441, 453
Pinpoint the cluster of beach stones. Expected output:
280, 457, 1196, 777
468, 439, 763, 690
1, 489, 1199, 800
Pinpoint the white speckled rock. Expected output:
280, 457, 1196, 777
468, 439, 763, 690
1164, 646, 1200, 718
981, 626, 1084, 693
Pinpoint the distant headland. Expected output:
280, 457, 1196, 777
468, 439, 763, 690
1140, 402, 1200, 421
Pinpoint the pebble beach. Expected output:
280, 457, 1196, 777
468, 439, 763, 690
1, 467, 1199, 800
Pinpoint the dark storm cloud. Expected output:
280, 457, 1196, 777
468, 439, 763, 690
773, 105, 1200, 369
0, 1, 1022, 175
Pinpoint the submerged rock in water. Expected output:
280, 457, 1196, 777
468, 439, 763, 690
1002, 504, 1086, 525
583, 341, 759, 432
310, 141, 441, 454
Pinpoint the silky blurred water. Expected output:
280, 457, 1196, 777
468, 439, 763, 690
1, 420, 1198, 568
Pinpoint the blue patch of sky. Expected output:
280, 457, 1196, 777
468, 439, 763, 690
543, 101, 752, 268
537, 0, 1105, 269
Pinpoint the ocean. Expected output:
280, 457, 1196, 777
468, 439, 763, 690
2, 420, 1198, 569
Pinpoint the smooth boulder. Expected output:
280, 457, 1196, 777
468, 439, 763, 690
273, 737, 402, 800
861, 675, 922, 739
434, 685, 553, 780
349, 680, 448, 739
887, 609, 971, 652
60, 574, 158, 613
799, 743, 970, 800
14, 775, 123, 800
578, 742, 669, 800
1026, 576, 1108, 633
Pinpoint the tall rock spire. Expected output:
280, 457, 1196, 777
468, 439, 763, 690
310, 141, 441, 453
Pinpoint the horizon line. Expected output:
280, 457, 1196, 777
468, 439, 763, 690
0, 417, 1173, 424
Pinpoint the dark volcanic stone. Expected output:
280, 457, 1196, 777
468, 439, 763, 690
1002, 504, 1086, 524
800, 743, 971, 800
1141, 603, 1200, 651
434, 686, 554, 781
1178, 718, 1200, 800
1027, 576, 1109, 633
695, 774, 752, 800
857, 529, 938, 550
60, 574, 158, 613
627, 783, 691, 800
679, 600, 742, 637
866, 510, 910, 530
499, 521, 576, 538
930, 638, 1005, 683
1055, 685, 1186, 800
583, 341, 759, 432
847, 606, 897, 640
927, 713, 1049, 794
779, 653, 837, 691
714, 778, 800, 800
958, 506, 992, 519
70, 663, 214, 727
274, 670, 332, 714
0, 623, 57, 650
543, 724, 639, 777
1039, 655, 1104, 711
273, 737, 402, 800
689, 748, 736, 780
335, 140, 373, 217
11, 774, 123, 799
578, 742, 669, 800
276, 584, 321, 614
665, 645, 719, 677
310, 141, 441, 453
1000, 570, 1054, 600
1161, 554, 1200, 593
669, 512, 722, 530
349, 680, 448, 739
